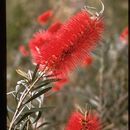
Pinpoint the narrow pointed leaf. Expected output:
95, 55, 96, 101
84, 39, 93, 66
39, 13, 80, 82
23, 107, 54, 113
16, 69, 28, 79
20, 119, 29, 130
32, 111, 42, 124
15, 107, 54, 125
16, 84, 24, 99
23, 87, 52, 105
33, 78, 61, 91
32, 64, 39, 81
15, 112, 33, 125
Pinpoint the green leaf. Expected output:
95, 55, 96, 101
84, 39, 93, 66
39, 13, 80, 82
15, 107, 54, 125
26, 107, 54, 113
16, 84, 24, 99
32, 111, 42, 124
20, 119, 29, 130
16, 69, 28, 79
33, 78, 61, 91
15, 111, 33, 125
32, 64, 39, 81
23, 87, 52, 105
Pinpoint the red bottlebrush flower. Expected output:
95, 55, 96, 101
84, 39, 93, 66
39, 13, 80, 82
48, 21, 62, 33
29, 10, 104, 75
39, 11, 104, 73
119, 27, 128, 44
19, 45, 29, 57
37, 10, 53, 25
29, 30, 52, 64
65, 112, 101, 130
29, 21, 62, 65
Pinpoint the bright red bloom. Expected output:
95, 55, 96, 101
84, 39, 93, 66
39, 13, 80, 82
29, 10, 104, 75
29, 30, 52, 64
37, 10, 53, 25
19, 45, 29, 57
29, 21, 62, 65
39, 11, 104, 73
48, 21, 62, 33
119, 27, 128, 44
65, 112, 101, 130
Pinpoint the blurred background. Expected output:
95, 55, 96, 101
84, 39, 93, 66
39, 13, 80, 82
7, 0, 128, 130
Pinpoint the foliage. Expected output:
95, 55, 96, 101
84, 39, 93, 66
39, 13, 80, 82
7, 65, 59, 130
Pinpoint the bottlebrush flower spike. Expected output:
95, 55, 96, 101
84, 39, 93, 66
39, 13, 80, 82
29, 1, 104, 76
19, 45, 29, 57
37, 10, 53, 25
65, 112, 101, 130
119, 27, 128, 44
39, 10, 104, 74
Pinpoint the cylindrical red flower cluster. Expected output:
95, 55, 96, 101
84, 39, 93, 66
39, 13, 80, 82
29, 10, 104, 75
65, 112, 101, 130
